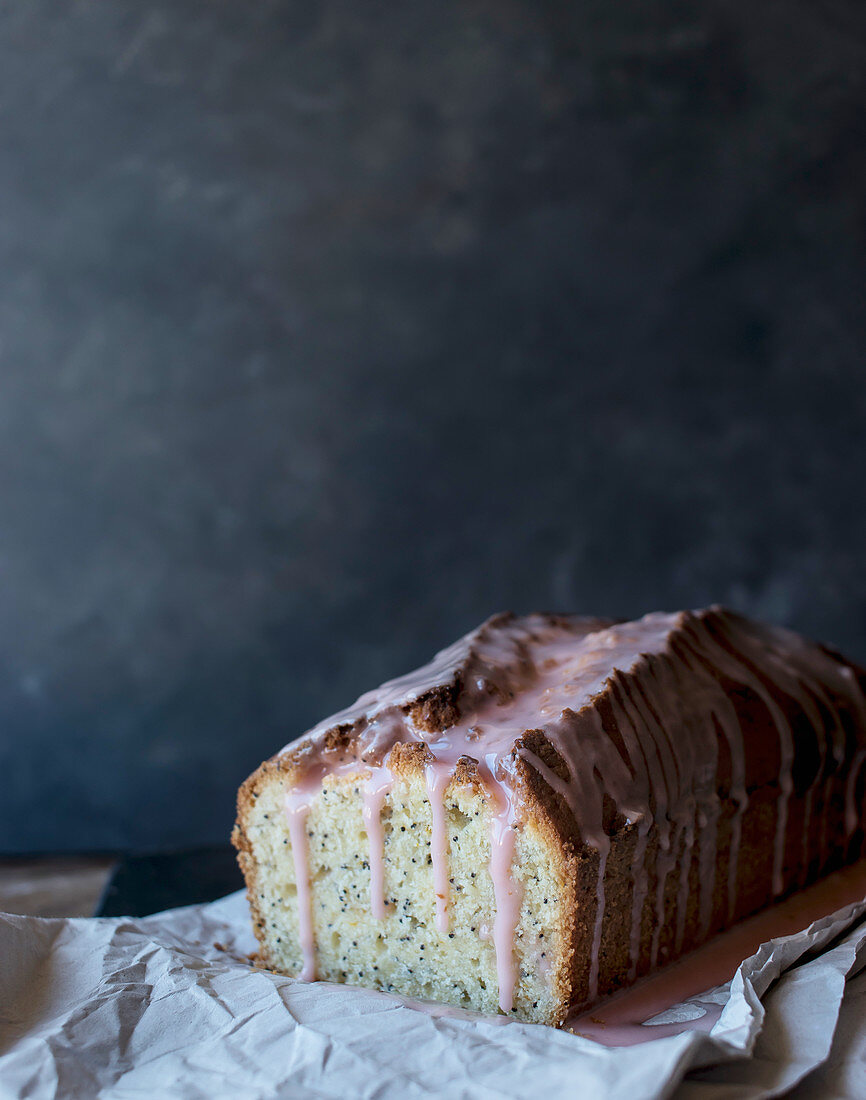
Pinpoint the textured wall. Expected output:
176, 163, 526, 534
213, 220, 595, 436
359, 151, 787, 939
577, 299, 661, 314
1, 0, 865, 851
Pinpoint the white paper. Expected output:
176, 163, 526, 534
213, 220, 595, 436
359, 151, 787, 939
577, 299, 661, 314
1, 890, 865, 1100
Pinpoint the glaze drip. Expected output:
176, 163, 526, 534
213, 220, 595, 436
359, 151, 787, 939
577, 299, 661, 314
284, 791, 316, 981
276, 608, 866, 1015
362, 768, 394, 919
425, 763, 452, 933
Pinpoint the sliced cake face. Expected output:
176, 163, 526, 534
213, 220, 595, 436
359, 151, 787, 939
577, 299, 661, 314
234, 608, 866, 1028
239, 764, 572, 1025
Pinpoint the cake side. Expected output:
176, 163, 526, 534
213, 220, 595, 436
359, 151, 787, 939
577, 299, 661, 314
557, 607, 866, 1011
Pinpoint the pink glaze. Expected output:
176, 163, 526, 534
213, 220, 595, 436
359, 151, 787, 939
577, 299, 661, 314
484, 764, 523, 1014
489, 819, 520, 1012
276, 609, 866, 1017
424, 762, 453, 933
588, 842, 610, 1001
281, 753, 370, 980
846, 748, 866, 837
570, 1000, 723, 1047
284, 789, 317, 982
362, 768, 394, 919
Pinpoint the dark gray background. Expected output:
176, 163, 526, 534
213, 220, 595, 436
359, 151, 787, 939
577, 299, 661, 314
1, 0, 865, 853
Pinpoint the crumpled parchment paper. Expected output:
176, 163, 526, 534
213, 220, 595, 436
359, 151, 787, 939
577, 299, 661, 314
1, 889, 865, 1100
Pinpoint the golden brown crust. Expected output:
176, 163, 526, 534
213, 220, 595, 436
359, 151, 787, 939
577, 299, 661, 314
387, 739, 433, 775
407, 683, 462, 734
508, 751, 578, 1024
233, 766, 268, 962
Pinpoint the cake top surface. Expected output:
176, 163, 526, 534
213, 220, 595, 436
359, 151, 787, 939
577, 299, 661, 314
276, 608, 866, 839
281, 607, 860, 772
282, 611, 621, 757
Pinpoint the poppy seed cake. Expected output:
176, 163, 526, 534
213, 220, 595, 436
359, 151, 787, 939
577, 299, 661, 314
233, 608, 866, 1027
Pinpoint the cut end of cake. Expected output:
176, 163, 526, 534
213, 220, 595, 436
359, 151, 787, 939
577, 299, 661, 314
234, 752, 574, 1026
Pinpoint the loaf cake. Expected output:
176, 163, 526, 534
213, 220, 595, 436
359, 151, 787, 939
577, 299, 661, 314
233, 608, 866, 1027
